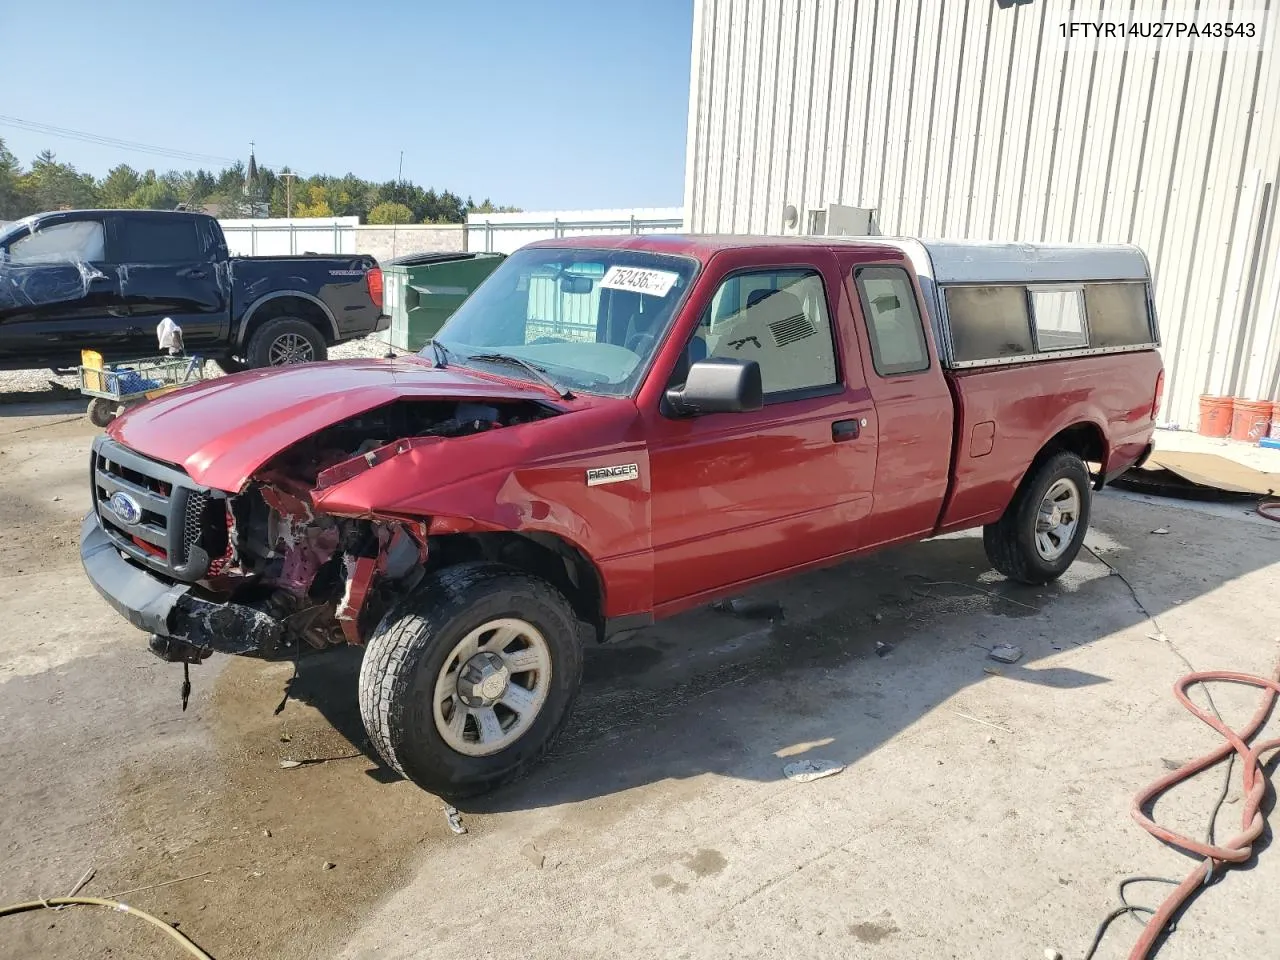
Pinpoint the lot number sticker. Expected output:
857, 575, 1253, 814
600, 265, 679, 297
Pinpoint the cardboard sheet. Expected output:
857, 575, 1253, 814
1140, 451, 1278, 496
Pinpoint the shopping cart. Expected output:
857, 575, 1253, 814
79, 350, 208, 427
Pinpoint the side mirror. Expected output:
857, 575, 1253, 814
666, 358, 763, 416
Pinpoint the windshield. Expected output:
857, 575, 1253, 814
428, 247, 698, 396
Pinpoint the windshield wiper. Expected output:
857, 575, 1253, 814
425, 339, 451, 368
467, 352, 574, 399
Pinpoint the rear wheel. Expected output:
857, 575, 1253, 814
983, 450, 1091, 585
358, 563, 584, 798
245, 317, 327, 368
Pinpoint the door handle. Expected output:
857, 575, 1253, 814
180, 269, 207, 279
832, 418, 862, 442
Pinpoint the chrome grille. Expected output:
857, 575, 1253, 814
91, 436, 223, 582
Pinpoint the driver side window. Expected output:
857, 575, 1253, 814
676, 268, 839, 399
7, 220, 106, 265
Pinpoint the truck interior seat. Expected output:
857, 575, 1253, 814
706, 288, 834, 393
623, 295, 673, 354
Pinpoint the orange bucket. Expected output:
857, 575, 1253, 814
1230, 399, 1272, 443
1199, 396, 1234, 438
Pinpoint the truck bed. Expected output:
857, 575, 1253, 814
938, 349, 1163, 533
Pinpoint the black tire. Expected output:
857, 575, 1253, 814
215, 356, 250, 374
983, 450, 1092, 585
358, 562, 584, 798
86, 397, 116, 428
244, 317, 327, 368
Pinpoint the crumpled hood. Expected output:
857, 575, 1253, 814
108, 357, 564, 491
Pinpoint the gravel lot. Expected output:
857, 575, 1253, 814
0, 334, 401, 405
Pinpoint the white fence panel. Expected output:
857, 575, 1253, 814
219, 217, 359, 256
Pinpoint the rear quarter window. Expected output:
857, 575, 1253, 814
118, 218, 203, 263
855, 266, 930, 376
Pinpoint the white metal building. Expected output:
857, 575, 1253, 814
683, 0, 1280, 428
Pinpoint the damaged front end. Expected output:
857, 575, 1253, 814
122, 397, 555, 662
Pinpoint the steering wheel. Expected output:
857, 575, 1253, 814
625, 333, 655, 355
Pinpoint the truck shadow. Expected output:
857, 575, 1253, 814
281, 495, 1280, 813
0, 387, 82, 413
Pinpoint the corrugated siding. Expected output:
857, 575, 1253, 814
686, 0, 1280, 429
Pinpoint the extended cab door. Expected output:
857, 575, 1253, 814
836, 250, 954, 548
109, 212, 229, 351
646, 249, 878, 611
0, 213, 127, 367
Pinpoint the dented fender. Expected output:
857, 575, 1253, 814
307, 402, 655, 618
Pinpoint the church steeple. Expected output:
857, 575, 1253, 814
246, 141, 259, 194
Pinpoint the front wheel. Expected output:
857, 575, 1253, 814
358, 563, 584, 797
983, 450, 1092, 585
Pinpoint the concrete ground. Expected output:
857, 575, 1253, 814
1, 398, 1277, 960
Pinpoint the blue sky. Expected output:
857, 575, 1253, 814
2, 0, 694, 210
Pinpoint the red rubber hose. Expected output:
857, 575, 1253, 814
1126, 661, 1280, 959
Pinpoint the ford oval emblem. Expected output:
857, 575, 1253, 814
107, 491, 143, 525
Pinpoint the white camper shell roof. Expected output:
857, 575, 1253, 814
917, 240, 1151, 285
836, 237, 1159, 369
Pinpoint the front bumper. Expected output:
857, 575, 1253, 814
80, 512, 285, 659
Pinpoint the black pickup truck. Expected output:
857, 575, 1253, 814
0, 209, 387, 371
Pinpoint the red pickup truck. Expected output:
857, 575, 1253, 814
81, 235, 1163, 796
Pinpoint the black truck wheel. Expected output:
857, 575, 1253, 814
245, 317, 327, 368
358, 563, 584, 798
983, 450, 1092, 585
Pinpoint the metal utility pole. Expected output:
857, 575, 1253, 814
281, 172, 297, 218
391, 150, 405, 259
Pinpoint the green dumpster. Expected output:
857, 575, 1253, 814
382, 252, 506, 352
